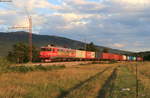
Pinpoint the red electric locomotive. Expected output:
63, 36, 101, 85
40, 45, 76, 62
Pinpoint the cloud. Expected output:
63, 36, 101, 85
57, 0, 106, 14
13, 0, 51, 10
0, 0, 150, 51
112, 43, 126, 48
112, 0, 150, 5
109, 0, 150, 12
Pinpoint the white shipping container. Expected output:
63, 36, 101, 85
123, 55, 127, 60
133, 57, 136, 61
127, 56, 130, 60
91, 52, 96, 58
76, 50, 86, 58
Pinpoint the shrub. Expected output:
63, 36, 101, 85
91, 61, 101, 64
109, 60, 117, 64
9, 66, 34, 73
0, 57, 10, 72
35, 65, 47, 71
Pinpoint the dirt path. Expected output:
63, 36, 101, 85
63, 66, 117, 98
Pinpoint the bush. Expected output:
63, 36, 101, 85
0, 57, 10, 72
91, 61, 101, 64
35, 65, 47, 71
109, 60, 117, 64
9, 66, 34, 73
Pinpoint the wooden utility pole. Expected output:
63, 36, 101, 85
136, 63, 138, 98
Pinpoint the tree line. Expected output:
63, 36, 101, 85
7, 42, 40, 63
79, 42, 109, 53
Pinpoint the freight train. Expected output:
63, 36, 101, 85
40, 45, 143, 62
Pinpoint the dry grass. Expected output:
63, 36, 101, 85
0, 63, 118, 98
65, 66, 116, 98
2, 62, 149, 98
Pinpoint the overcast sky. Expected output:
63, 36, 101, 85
0, 0, 150, 52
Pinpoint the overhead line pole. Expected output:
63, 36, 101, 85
84, 37, 87, 51
24, 8, 33, 63
136, 63, 138, 98
29, 16, 32, 63
9, 16, 33, 63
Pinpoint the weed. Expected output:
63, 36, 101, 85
0, 57, 10, 73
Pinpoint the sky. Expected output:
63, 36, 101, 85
0, 0, 150, 52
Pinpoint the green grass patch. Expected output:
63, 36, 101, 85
99, 65, 148, 98
8, 65, 65, 73
109, 60, 118, 64
126, 63, 150, 97
111, 66, 137, 98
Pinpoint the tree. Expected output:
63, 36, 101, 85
144, 55, 150, 61
103, 48, 109, 53
7, 42, 40, 63
86, 42, 99, 52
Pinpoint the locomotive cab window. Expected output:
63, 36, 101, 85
41, 48, 47, 51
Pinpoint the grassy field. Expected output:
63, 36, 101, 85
0, 60, 150, 98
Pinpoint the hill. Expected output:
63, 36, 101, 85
0, 31, 133, 57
